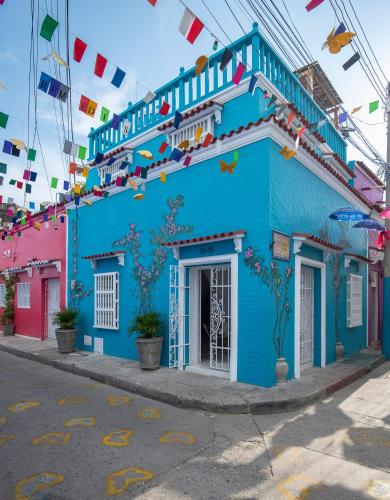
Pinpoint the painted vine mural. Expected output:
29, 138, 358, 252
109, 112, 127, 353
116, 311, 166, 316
244, 247, 293, 358
113, 195, 193, 312
70, 219, 92, 309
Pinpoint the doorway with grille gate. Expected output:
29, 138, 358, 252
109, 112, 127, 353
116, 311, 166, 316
169, 254, 238, 382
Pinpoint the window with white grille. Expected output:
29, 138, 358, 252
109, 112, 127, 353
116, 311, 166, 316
17, 283, 30, 309
0, 284, 5, 307
94, 272, 119, 330
347, 274, 362, 328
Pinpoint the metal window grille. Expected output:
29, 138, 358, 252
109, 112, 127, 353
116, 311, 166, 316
17, 283, 30, 309
0, 284, 5, 307
94, 272, 119, 330
347, 274, 363, 328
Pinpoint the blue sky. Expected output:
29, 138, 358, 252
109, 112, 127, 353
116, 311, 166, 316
0, 0, 388, 207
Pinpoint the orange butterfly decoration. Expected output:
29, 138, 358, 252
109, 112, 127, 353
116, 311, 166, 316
220, 160, 237, 174
279, 146, 296, 160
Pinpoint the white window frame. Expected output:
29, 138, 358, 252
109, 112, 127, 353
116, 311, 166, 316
17, 282, 30, 309
0, 284, 5, 307
347, 273, 363, 328
93, 272, 119, 330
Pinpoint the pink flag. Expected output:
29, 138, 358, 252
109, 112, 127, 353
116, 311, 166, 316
305, 0, 325, 11
232, 62, 246, 85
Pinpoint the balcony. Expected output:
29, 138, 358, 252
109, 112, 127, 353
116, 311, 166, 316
88, 23, 346, 162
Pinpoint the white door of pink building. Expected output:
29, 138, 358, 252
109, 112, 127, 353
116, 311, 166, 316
46, 278, 60, 340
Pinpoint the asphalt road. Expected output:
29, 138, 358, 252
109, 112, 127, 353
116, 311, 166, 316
0, 351, 389, 499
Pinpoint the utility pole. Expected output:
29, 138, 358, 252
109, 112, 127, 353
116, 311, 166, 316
383, 82, 390, 358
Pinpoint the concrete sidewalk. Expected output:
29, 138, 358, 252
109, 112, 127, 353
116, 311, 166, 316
0, 335, 384, 414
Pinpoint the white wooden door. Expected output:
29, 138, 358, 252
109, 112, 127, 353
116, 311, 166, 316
300, 267, 314, 368
47, 278, 60, 340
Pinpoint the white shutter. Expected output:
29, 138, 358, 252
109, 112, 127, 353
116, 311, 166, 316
347, 274, 363, 328
94, 272, 119, 330
0, 284, 5, 307
17, 283, 30, 309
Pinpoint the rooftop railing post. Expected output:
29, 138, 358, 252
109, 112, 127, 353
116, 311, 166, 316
88, 128, 95, 160
251, 22, 260, 72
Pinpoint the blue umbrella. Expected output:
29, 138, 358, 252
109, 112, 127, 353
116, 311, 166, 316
353, 219, 386, 231
329, 207, 369, 221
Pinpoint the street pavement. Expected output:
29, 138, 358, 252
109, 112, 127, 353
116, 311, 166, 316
0, 351, 389, 499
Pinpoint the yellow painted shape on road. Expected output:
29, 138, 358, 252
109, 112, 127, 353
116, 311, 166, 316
0, 434, 15, 446
0, 416, 8, 425
102, 429, 134, 447
136, 407, 161, 420
8, 401, 41, 413
57, 396, 88, 406
159, 432, 195, 445
32, 432, 71, 446
14, 471, 64, 500
277, 474, 324, 500
105, 467, 153, 496
107, 395, 132, 406
365, 479, 390, 498
64, 417, 96, 428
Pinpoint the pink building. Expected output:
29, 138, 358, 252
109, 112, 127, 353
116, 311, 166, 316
0, 206, 67, 340
351, 161, 384, 347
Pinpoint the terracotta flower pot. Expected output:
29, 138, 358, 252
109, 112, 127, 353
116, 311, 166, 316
276, 357, 289, 385
2, 323, 14, 336
136, 337, 163, 370
55, 328, 76, 354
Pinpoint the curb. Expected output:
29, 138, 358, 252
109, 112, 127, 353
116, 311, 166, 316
0, 343, 385, 415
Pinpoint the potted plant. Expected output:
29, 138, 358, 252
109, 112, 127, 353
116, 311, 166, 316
129, 311, 163, 370
52, 308, 78, 354
1, 276, 17, 336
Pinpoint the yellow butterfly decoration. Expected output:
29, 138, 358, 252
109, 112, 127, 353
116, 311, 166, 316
177, 139, 190, 150
220, 160, 237, 174
42, 51, 69, 67
195, 55, 208, 76
279, 146, 296, 160
137, 150, 153, 160
10, 139, 27, 151
323, 28, 355, 54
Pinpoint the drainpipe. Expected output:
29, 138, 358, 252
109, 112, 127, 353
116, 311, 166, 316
383, 82, 390, 358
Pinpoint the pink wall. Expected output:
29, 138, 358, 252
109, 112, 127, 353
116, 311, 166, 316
353, 163, 384, 205
0, 210, 67, 340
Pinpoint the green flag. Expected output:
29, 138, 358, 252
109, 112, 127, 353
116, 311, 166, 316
51, 177, 58, 189
25, 184, 32, 194
100, 107, 110, 122
40, 15, 59, 42
0, 112, 9, 129
78, 146, 87, 160
0, 163, 7, 174
27, 148, 36, 161
233, 149, 239, 162
9, 179, 16, 185
369, 100, 379, 113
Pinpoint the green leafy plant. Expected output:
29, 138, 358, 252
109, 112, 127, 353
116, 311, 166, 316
128, 311, 162, 339
1, 276, 17, 325
52, 308, 78, 330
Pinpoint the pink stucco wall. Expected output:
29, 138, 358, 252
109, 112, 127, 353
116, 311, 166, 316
0, 209, 67, 339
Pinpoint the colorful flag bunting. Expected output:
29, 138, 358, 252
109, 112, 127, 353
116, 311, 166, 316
105, 173, 112, 184
160, 171, 166, 183
38, 72, 69, 102
158, 141, 169, 154
111, 67, 126, 88
63, 180, 70, 191
338, 111, 348, 124
40, 15, 59, 42
69, 162, 76, 174
143, 91, 156, 104
266, 94, 277, 109
305, 0, 325, 12
0, 176, 3, 186
111, 113, 121, 130
23, 170, 30, 181
287, 111, 295, 128
351, 106, 362, 114
94, 53, 108, 78
2, 140, 12, 154
27, 148, 36, 161
248, 74, 258, 95
119, 161, 128, 170
79, 95, 97, 117
169, 148, 185, 162
220, 48, 233, 71
100, 107, 110, 122
122, 119, 131, 136
11, 145, 20, 157
183, 155, 192, 167
30, 172, 37, 182
233, 150, 239, 162
78, 146, 87, 160
63, 139, 72, 154
29, 202, 35, 210
25, 184, 31, 194
334, 22, 346, 37
9, 179, 16, 185
343, 52, 360, 71
73, 37, 87, 62
0, 112, 8, 129
369, 100, 379, 113
202, 133, 213, 147
115, 176, 123, 186
179, 7, 204, 44
70, 142, 78, 157
148, 0, 158, 5
82, 167, 89, 178
107, 157, 117, 166
0, 162, 7, 174
159, 101, 170, 116
173, 111, 183, 129
213, 40, 218, 51
51, 177, 58, 189
232, 62, 246, 85
16, 181, 23, 189
95, 152, 104, 164
295, 127, 306, 149
195, 127, 203, 142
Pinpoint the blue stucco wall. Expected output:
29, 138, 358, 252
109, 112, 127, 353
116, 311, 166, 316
69, 112, 368, 388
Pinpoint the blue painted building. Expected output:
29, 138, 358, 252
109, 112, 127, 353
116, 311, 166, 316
66, 24, 381, 387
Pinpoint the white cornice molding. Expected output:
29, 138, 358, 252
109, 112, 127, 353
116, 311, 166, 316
69, 121, 374, 215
